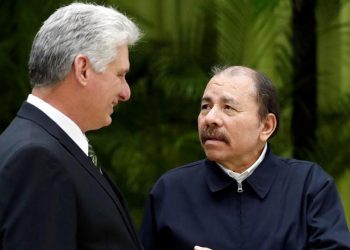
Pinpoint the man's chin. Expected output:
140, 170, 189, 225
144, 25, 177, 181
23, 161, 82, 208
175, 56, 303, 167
104, 117, 112, 127
89, 117, 112, 131
204, 150, 223, 161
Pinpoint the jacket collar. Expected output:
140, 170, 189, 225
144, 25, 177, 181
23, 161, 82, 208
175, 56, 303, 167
245, 146, 280, 199
205, 160, 236, 192
17, 102, 124, 208
17, 101, 144, 249
205, 146, 281, 199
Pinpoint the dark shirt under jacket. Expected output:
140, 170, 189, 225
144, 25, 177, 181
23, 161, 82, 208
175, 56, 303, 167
140, 147, 350, 250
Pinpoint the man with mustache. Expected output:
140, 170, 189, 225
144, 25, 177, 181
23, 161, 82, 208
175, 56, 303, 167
140, 66, 350, 250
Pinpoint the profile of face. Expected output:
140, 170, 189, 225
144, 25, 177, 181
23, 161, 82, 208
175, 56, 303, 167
198, 72, 275, 170
84, 44, 131, 131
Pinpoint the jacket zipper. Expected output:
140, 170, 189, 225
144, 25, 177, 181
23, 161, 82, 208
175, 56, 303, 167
237, 181, 243, 193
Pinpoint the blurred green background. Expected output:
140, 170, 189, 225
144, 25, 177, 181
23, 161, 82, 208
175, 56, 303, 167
1, 0, 350, 229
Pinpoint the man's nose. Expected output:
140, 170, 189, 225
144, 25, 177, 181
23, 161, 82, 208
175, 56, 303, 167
118, 79, 131, 101
204, 106, 223, 126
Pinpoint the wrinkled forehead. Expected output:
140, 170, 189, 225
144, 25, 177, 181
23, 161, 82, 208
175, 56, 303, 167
204, 73, 257, 97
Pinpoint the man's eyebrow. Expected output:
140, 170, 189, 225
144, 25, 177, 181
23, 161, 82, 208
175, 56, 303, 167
201, 96, 211, 102
201, 96, 237, 104
221, 96, 237, 104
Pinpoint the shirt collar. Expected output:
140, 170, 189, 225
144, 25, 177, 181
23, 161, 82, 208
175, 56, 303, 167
205, 145, 280, 199
27, 94, 89, 155
217, 143, 268, 183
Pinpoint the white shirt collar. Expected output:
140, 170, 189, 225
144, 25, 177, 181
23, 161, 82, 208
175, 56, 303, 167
218, 143, 267, 183
27, 94, 89, 155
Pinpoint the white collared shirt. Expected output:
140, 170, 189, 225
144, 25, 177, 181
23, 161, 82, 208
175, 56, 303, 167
218, 143, 267, 184
27, 94, 89, 156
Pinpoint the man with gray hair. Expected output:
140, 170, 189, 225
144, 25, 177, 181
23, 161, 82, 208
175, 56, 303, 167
0, 2, 142, 249
140, 66, 350, 250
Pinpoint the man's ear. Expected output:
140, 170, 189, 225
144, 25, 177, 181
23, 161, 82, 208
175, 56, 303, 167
260, 113, 277, 141
72, 54, 89, 86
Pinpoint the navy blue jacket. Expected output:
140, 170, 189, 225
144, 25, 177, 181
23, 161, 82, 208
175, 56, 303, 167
140, 147, 350, 250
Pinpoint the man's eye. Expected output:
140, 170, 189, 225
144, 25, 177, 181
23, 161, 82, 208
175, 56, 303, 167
224, 105, 239, 113
201, 104, 210, 110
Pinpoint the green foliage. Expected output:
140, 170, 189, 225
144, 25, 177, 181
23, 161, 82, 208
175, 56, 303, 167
0, 0, 72, 126
338, 170, 350, 226
1, 0, 350, 227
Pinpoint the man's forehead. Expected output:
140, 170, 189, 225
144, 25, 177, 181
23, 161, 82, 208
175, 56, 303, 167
203, 74, 257, 99
205, 74, 255, 91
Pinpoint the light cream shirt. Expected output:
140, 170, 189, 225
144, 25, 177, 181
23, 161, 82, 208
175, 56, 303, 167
218, 143, 267, 184
27, 94, 89, 156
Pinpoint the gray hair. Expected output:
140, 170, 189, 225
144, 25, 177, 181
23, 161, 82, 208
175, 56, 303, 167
28, 2, 141, 87
211, 65, 280, 137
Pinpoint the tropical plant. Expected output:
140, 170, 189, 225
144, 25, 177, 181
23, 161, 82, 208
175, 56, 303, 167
1, 0, 350, 227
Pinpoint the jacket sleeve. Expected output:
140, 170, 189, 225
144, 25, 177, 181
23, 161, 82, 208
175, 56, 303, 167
0, 144, 77, 250
139, 190, 160, 250
306, 168, 350, 249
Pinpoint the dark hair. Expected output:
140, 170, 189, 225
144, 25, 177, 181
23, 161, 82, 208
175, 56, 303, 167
253, 71, 280, 137
211, 65, 280, 137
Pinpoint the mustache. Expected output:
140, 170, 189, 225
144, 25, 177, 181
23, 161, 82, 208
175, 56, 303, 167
200, 127, 229, 144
